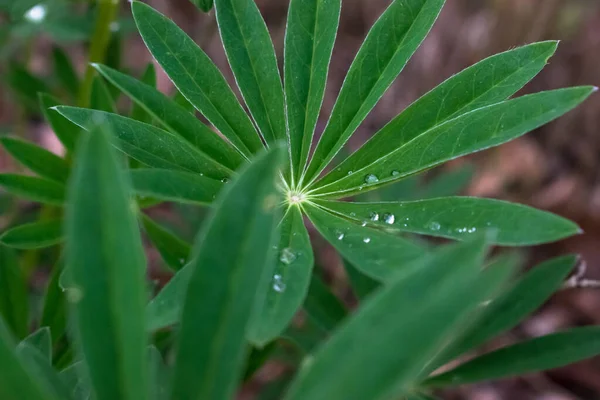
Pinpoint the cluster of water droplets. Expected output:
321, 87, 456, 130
456, 227, 477, 233
271, 247, 301, 293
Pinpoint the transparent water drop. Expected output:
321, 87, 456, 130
383, 213, 395, 225
221, 178, 229, 183
429, 222, 441, 231
273, 274, 286, 293
347, 170, 353, 176
280, 247, 297, 265
468, 228, 477, 233
361, 221, 367, 227
363, 237, 371, 244
370, 212, 379, 222
391, 170, 400, 177
364, 174, 379, 184
350, 212, 356, 217
335, 230, 345, 240
24, 4, 47, 23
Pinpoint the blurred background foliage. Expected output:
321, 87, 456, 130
1, 0, 600, 398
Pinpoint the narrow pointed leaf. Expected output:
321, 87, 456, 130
304, 274, 347, 332
303, 0, 444, 183
214, 0, 286, 146
130, 63, 157, 124
313, 87, 595, 197
130, 169, 223, 205
41, 265, 68, 348
148, 346, 170, 400
141, 214, 191, 271
285, 0, 341, 181
318, 42, 559, 186
0, 136, 70, 182
90, 76, 116, 113
94, 64, 244, 168
0, 246, 28, 339
55, 107, 233, 180
426, 326, 600, 387
59, 362, 91, 400
304, 203, 426, 281
39, 94, 81, 153
171, 147, 283, 400
0, 318, 52, 400
190, 0, 213, 12
284, 237, 507, 400
65, 126, 148, 400
16, 343, 73, 400
315, 197, 581, 246
0, 174, 65, 205
1, 220, 63, 249
146, 262, 193, 331
343, 259, 380, 300
52, 46, 80, 98
19, 328, 52, 361
248, 206, 314, 345
132, 1, 262, 155
436, 255, 577, 366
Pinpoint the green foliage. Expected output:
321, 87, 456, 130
0, 0, 599, 399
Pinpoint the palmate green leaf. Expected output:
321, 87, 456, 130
0, 220, 64, 249
141, 214, 191, 271
0, 318, 52, 400
0, 137, 70, 183
65, 125, 148, 400
39, 94, 81, 153
93, 64, 244, 170
214, 0, 286, 146
432, 255, 577, 368
19, 327, 52, 361
285, 0, 340, 183
304, 203, 426, 281
302, 0, 445, 184
312, 87, 596, 197
130, 169, 223, 205
0, 246, 28, 339
52, 46, 79, 99
0, 174, 65, 205
425, 326, 600, 387
15, 343, 73, 400
284, 237, 511, 400
90, 76, 117, 113
171, 147, 283, 400
55, 107, 233, 180
315, 197, 580, 246
304, 274, 347, 332
248, 206, 314, 346
131, 1, 262, 156
318, 41, 559, 187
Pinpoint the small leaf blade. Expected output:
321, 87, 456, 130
1, 220, 63, 249
0, 245, 28, 339
0, 174, 65, 205
0, 136, 70, 183
39, 94, 81, 153
141, 214, 191, 271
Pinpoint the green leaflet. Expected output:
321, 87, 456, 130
0, 245, 28, 339
148, 346, 170, 400
425, 326, 600, 387
16, 343, 73, 400
312, 87, 596, 197
19, 328, 52, 361
55, 107, 233, 180
130, 169, 223, 205
0, 136, 70, 183
0, 174, 65, 205
304, 273, 347, 332
52, 46, 80, 99
130, 63, 157, 124
41, 264, 68, 349
146, 262, 193, 332
65, 125, 148, 400
317, 41, 559, 187
214, 0, 286, 146
0, 220, 63, 249
39, 94, 81, 153
342, 259, 380, 300
285, 0, 340, 183
248, 206, 314, 346
304, 203, 426, 281
141, 214, 191, 271
190, 0, 213, 12
93, 64, 245, 168
90, 76, 117, 113
284, 237, 511, 400
303, 0, 445, 185
131, 1, 262, 156
0, 319, 52, 400
315, 197, 581, 246
171, 147, 283, 400
58, 361, 91, 400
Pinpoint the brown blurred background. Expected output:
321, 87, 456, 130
2, 0, 600, 398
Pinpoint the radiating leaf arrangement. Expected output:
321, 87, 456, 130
0, 0, 599, 399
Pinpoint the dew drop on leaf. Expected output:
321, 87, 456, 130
279, 247, 297, 265
364, 174, 379, 184
391, 170, 400, 177
361, 221, 367, 227
429, 222, 441, 231
370, 212, 379, 222
383, 213, 395, 224
335, 230, 345, 240
273, 274, 286, 293
363, 237, 371, 244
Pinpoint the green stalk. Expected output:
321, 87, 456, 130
78, 0, 120, 107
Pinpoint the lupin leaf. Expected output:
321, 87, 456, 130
0, 136, 70, 183
1, 220, 63, 249
0, 174, 65, 205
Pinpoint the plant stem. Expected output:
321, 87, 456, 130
78, 0, 120, 108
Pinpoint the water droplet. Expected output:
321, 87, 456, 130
391, 170, 400, 177
363, 237, 371, 243
468, 227, 477, 233
335, 230, 345, 240
364, 174, 379, 184
429, 222, 441, 231
221, 178, 229, 183
24, 4, 47, 23
273, 274, 286, 293
361, 221, 367, 227
347, 170, 353, 176
383, 213, 395, 224
370, 212, 379, 222
280, 248, 297, 265
350, 212, 356, 217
